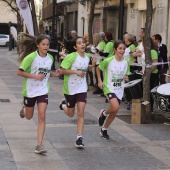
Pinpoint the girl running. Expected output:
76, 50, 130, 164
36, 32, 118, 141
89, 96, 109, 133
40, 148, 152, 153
17, 33, 62, 154
96, 40, 129, 139
59, 37, 96, 148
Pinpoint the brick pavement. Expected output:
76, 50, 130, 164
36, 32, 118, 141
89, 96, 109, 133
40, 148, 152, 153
0, 47, 170, 170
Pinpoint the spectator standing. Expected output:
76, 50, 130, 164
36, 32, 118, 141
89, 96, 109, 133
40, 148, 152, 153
123, 34, 137, 74
131, 28, 145, 71
152, 34, 168, 84
84, 34, 94, 86
64, 30, 77, 53
45, 30, 51, 39
92, 32, 105, 94
99, 31, 114, 58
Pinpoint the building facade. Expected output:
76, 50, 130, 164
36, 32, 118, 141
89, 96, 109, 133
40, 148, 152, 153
0, 1, 17, 34
41, 0, 170, 53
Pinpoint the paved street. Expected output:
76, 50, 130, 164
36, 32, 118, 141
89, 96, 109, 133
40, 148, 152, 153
0, 47, 170, 170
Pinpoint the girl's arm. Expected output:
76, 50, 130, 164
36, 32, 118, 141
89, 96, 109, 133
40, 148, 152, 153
91, 57, 97, 67
96, 66, 103, 89
50, 69, 62, 77
131, 49, 143, 57
17, 69, 45, 81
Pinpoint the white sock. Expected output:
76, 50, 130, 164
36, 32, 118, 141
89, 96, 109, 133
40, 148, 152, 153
102, 127, 107, 131
103, 110, 107, 116
62, 104, 66, 109
77, 135, 82, 140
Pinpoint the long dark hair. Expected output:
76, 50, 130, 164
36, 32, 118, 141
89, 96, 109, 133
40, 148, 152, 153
17, 33, 50, 62
70, 36, 83, 53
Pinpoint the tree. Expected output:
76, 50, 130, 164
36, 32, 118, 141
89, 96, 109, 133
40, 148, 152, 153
143, 0, 153, 101
142, 0, 153, 120
2, 0, 22, 32
88, 0, 98, 44
2, 0, 38, 35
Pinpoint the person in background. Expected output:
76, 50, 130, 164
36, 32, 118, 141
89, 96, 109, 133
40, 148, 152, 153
49, 31, 57, 70
135, 37, 159, 113
123, 34, 137, 76
96, 40, 129, 139
131, 28, 145, 72
99, 31, 114, 58
152, 34, 168, 84
56, 32, 64, 62
17, 33, 61, 154
123, 31, 128, 44
84, 34, 94, 86
92, 32, 106, 94
59, 37, 96, 148
45, 30, 51, 39
64, 30, 77, 53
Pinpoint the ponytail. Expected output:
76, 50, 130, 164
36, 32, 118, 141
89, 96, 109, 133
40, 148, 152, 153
17, 33, 50, 62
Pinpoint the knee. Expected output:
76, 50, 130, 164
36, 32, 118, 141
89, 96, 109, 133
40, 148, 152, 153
67, 111, 74, 117
68, 114, 74, 117
77, 112, 84, 119
25, 115, 33, 120
111, 106, 119, 114
38, 115, 45, 123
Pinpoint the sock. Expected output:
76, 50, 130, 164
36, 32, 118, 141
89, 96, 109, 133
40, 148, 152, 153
102, 127, 107, 131
62, 104, 66, 109
103, 110, 107, 116
23, 107, 26, 116
77, 135, 82, 140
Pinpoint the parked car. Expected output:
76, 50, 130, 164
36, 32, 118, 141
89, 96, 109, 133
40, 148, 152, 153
0, 34, 9, 46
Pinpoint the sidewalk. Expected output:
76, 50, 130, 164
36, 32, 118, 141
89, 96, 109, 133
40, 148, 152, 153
0, 48, 170, 170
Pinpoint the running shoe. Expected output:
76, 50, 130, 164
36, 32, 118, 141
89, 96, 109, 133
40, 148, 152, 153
59, 99, 66, 110
100, 129, 110, 139
19, 106, 25, 118
75, 137, 84, 148
34, 145, 47, 154
98, 109, 107, 126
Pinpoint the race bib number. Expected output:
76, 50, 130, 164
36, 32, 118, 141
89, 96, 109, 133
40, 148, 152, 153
112, 82, 121, 87
36, 68, 50, 78
110, 78, 123, 88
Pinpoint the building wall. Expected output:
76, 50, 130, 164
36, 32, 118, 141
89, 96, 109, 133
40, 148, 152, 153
0, 1, 17, 34
126, 0, 169, 43
77, 3, 88, 36
0, 1, 17, 24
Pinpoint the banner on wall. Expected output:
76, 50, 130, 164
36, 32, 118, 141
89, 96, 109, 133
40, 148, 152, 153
16, 0, 34, 35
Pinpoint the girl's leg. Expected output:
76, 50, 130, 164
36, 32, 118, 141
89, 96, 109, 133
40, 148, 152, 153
24, 107, 34, 120
37, 102, 47, 145
63, 106, 75, 117
103, 98, 120, 128
75, 102, 86, 148
77, 102, 86, 136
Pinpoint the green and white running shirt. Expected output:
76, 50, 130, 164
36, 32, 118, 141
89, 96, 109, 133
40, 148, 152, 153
104, 40, 114, 58
99, 56, 128, 100
61, 52, 90, 95
19, 51, 53, 97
